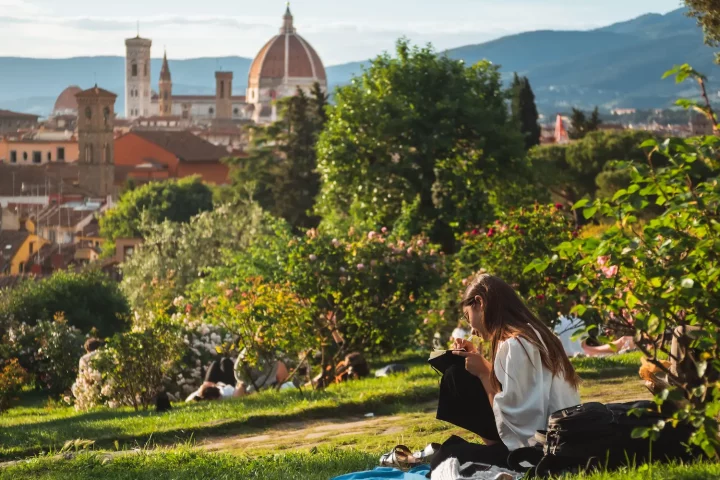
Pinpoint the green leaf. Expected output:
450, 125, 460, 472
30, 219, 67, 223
626, 293, 639, 310
611, 189, 627, 202
631, 426, 650, 439
572, 199, 589, 210
583, 206, 598, 220
640, 139, 657, 148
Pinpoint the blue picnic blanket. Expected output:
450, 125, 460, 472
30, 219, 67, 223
332, 465, 431, 480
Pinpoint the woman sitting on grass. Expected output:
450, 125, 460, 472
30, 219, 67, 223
432, 274, 581, 470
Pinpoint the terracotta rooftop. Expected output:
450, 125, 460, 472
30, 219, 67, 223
127, 130, 230, 163
75, 86, 118, 99
0, 109, 40, 120
248, 8, 326, 85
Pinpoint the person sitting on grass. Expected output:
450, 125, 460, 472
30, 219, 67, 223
233, 349, 290, 397
185, 357, 237, 402
432, 274, 581, 470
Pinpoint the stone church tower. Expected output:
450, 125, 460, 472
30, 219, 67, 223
215, 71, 233, 120
125, 35, 152, 119
159, 51, 173, 117
76, 86, 117, 199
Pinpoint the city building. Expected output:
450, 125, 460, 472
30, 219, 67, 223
0, 138, 79, 165
114, 130, 230, 184
0, 109, 40, 135
125, 35, 153, 120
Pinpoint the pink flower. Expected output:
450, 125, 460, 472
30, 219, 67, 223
381, 227, 388, 234
597, 256, 610, 267
368, 231, 377, 240
430, 249, 437, 256
309, 254, 318, 261
224, 289, 234, 298
462, 278, 469, 286
602, 265, 619, 278
185, 304, 192, 313
423, 318, 430, 325
555, 203, 564, 210
536, 294, 545, 301
407, 247, 414, 256
331, 238, 340, 248
471, 229, 480, 236
417, 239, 425, 248
439, 310, 445, 316
357, 263, 365, 270
487, 228, 496, 238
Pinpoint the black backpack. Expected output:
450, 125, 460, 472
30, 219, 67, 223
508, 401, 699, 478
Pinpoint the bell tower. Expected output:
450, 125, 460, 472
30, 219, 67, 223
125, 34, 152, 119
76, 86, 117, 198
159, 51, 173, 117
215, 71, 233, 120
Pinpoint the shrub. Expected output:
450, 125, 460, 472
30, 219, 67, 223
553, 135, 720, 456
431, 204, 580, 334
0, 270, 130, 337
94, 324, 183, 411
2, 314, 85, 395
0, 358, 29, 412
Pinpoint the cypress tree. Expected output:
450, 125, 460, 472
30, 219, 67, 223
511, 75, 541, 150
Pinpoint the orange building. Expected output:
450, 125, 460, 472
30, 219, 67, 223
0, 138, 79, 164
114, 130, 230, 184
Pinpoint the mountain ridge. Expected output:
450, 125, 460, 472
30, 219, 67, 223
0, 7, 713, 117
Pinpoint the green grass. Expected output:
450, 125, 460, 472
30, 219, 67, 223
0, 353, 647, 461
1, 450, 718, 480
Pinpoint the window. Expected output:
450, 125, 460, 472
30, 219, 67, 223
220, 81, 225, 99
209, 107, 214, 115
85, 106, 92, 119
47, 151, 51, 162
131, 62, 138, 77
32, 151, 41, 164
124, 246, 135, 258
10, 150, 16, 163
104, 107, 110, 125
18, 262, 24, 273
163, 91, 168, 100
85, 144, 93, 163
233, 108, 239, 115
22, 152, 28, 161
144, 61, 149, 77
29, 242, 34, 255
57, 147, 65, 161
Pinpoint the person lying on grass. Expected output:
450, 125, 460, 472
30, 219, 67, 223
431, 274, 581, 470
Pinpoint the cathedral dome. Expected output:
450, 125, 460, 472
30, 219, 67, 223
53, 86, 82, 115
247, 6, 326, 90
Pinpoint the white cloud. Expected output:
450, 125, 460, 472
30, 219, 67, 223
0, 0, 41, 14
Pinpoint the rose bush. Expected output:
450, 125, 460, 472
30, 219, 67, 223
549, 134, 720, 456
428, 204, 580, 337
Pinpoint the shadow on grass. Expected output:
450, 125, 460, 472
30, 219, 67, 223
0, 386, 438, 462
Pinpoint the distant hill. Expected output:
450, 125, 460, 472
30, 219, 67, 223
1, 7, 715, 117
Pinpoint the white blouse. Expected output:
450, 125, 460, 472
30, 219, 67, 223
492, 329, 581, 451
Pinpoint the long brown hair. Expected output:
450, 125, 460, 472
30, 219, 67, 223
462, 274, 580, 392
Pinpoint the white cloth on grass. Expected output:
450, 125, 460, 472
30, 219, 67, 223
431, 458, 523, 480
492, 326, 581, 451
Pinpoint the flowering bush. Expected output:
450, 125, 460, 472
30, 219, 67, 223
2, 314, 85, 395
429, 204, 580, 334
71, 349, 108, 411
0, 358, 29, 412
93, 324, 183, 411
163, 304, 238, 402
551, 134, 720, 455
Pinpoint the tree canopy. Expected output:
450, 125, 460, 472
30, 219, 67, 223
568, 107, 602, 140
222, 84, 327, 231
100, 176, 213, 254
511, 74, 541, 150
315, 40, 527, 251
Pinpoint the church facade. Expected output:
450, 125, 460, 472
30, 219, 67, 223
123, 6, 326, 125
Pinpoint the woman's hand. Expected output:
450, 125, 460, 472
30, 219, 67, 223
452, 338, 477, 354
453, 350, 491, 379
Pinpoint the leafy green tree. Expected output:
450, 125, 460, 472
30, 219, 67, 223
529, 130, 655, 226
568, 107, 602, 139
120, 201, 269, 309
315, 40, 526, 252
0, 269, 130, 337
511, 74, 541, 150
224, 84, 327, 231
686, 0, 720, 61
100, 176, 213, 254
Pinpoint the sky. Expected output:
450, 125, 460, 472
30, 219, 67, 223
0, 0, 684, 65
